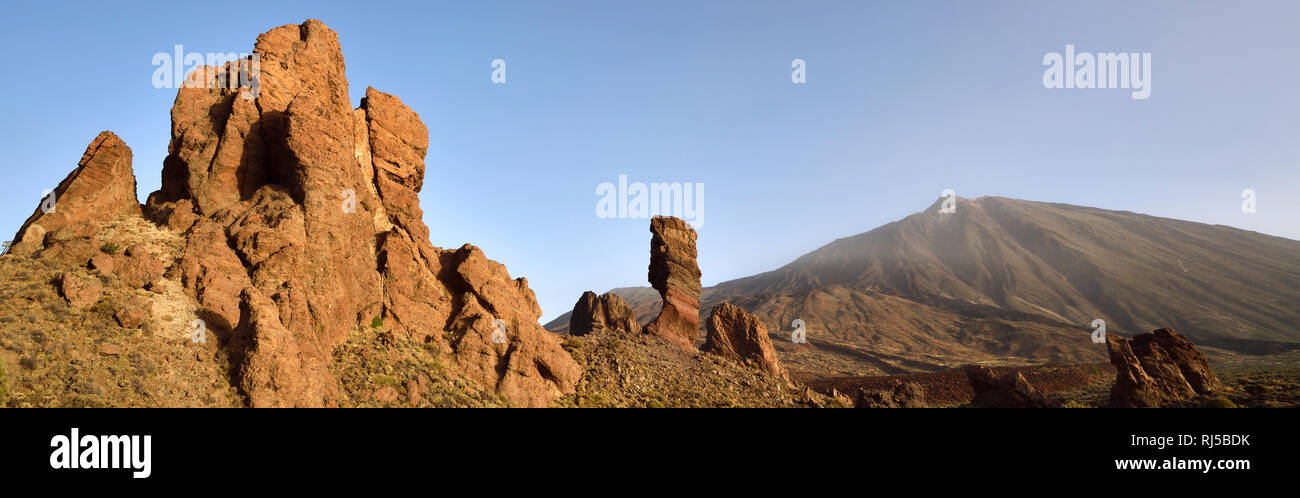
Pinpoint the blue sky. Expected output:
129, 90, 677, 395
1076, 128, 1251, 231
2, 1, 1297, 322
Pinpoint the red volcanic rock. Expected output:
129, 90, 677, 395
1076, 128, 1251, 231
1107, 328, 1223, 408
18, 19, 578, 408
114, 306, 147, 329
363, 87, 429, 191
642, 216, 702, 350
58, 272, 103, 310
362, 85, 578, 406
441, 245, 582, 407
237, 287, 340, 408
703, 303, 789, 380
11, 132, 140, 257
568, 291, 639, 336
97, 244, 166, 289
965, 365, 1061, 408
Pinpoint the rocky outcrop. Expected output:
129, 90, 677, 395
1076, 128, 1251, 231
58, 272, 103, 310
568, 291, 639, 336
965, 365, 1061, 408
90, 244, 166, 289
702, 303, 789, 380
11, 132, 140, 258
1106, 328, 1223, 408
642, 216, 702, 350
15, 19, 577, 408
855, 382, 927, 408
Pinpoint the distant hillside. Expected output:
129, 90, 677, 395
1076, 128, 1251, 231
548, 197, 1300, 377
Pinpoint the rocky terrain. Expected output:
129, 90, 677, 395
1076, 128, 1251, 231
2, 19, 1295, 409
548, 197, 1300, 380
2, 20, 581, 408
0, 20, 819, 409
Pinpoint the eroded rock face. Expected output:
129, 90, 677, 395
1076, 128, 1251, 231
8, 19, 575, 408
568, 291, 639, 336
11, 132, 140, 258
965, 365, 1061, 408
642, 216, 702, 350
703, 303, 788, 380
116, 19, 574, 407
1107, 328, 1223, 408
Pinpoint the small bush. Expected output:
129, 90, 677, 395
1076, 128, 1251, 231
370, 315, 383, 329
99, 242, 120, 254
1202, 397, 1236, 409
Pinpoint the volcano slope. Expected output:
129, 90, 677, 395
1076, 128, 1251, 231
548, 197, 1300, 379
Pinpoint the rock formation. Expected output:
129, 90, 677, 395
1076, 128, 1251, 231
965, 365, 1061, 408
57, 272, 103, 310
1106, 328, 1223, 408
855, 382, 927, 408
642, 216, 702, 350
13, 19, 578, 408
568, 291, 639, 336
10, 132, 140, 260
703, 303, 789, 379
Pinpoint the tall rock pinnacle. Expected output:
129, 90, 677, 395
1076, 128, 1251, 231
642, 216, 702, 350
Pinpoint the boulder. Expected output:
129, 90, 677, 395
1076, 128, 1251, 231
58, 272, 103, 310
966, 365, 1061, 408
92, 244, 167, 289
114, 307, 147, 329
568, 291, 639, 336
1107, 328, 1223, 408
642, 216, 702, 350
702, 303, 789, 380
855, 382, 928, 408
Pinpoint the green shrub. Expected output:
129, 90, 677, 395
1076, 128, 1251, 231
370, 315, 383, 329
99, 242, 119, 254
1202, 397, 1236, 409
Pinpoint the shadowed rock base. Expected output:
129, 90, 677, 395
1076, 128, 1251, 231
1107, 328, 1223, 408
569, 291, 639, 336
